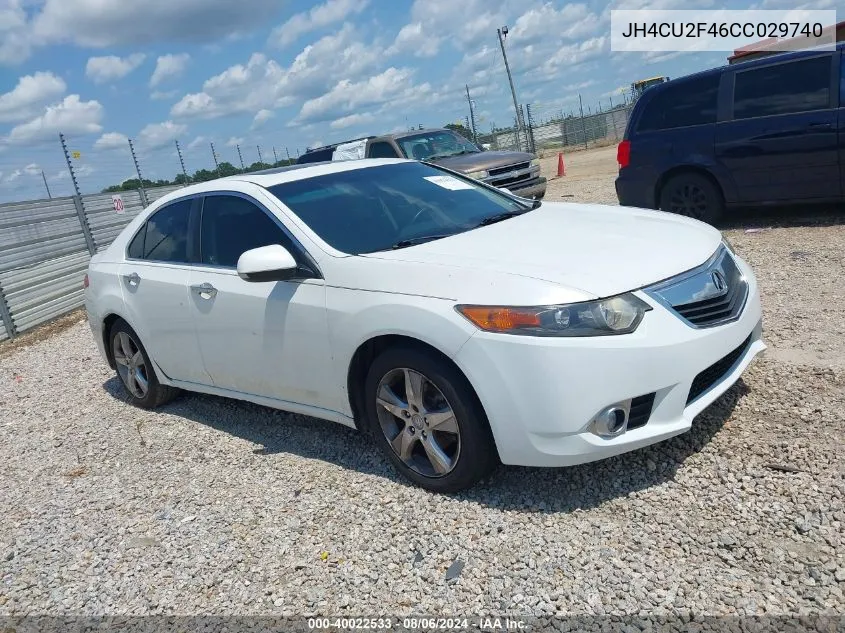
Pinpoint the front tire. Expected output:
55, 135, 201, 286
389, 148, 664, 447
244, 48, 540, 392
109, 319, 179, 409
658, 171, 723, 224
364, 346, 498, 493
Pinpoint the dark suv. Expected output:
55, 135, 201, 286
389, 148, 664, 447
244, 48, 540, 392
615, 43, 844, 223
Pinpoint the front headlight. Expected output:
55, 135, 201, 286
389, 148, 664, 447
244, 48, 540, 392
456, 293, 651, 337
530, 158, 540, 168
466, 169, 489, 180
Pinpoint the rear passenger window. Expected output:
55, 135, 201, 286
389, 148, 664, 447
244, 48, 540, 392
200, 194, 295, 268
637, 74, 719, 131
368, 142, 400, 158
733, 55, 831, 120
134, 199, 192, 262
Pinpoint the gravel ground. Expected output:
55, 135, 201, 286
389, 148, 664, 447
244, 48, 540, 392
1, 146, 844, 622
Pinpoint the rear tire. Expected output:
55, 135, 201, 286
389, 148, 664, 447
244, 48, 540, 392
659, 172, 723, 224
109, 319, 179, 409
364, 346, 497, 493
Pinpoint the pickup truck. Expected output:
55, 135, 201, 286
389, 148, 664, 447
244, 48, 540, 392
297, 128, 547, 200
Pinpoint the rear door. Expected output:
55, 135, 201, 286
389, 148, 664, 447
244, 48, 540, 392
715, 52, 839, 203
119, 197, 212, 385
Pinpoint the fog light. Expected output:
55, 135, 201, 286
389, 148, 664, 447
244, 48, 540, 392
592, 402, 631, 438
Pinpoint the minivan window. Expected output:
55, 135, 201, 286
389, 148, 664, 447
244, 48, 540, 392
200, 195, 295, 268
733, 55, 831, 120
133, 199, 192, 262
637, 74, 719, 132
369, 142, 400, 158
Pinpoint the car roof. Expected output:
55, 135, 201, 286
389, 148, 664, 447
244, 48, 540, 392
167, 158, 412, 197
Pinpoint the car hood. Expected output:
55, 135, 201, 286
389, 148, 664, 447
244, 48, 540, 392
362, 203, 722, 298
431, 150, 534, 172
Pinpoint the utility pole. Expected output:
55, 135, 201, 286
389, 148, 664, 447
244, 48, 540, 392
210, 142, 220, 176
127, 138, 148, 206
41, 170, 52, 199
465, 84, 478, 144
273, 146, 279, 163
175, 140, 188, 182
236, 144, 245, 170
257, 145, 263, 164
497, 26, 525, 152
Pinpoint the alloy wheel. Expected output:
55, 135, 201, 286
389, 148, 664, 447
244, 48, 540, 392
112, 331, 149, 399
668, 183, 708, 219
375, 368, 461, 477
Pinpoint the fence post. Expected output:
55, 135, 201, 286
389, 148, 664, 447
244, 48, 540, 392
128, 139, 149, 207
0, 279, 17, 339
73, 195, 97, 255
578, 94, 588, 149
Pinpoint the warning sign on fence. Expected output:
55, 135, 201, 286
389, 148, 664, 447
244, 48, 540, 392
112, 194, 125, 214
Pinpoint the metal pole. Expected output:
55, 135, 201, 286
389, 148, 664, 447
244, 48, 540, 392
41, 170, 52, 199
61, 133, 96, 255
0, 278, 16, 339
128, 138, 148, 207
286, 147, 291, 162
273, 146, 279, 163
60, 133, 82, 198
465, 84, 478, 144
497, 27, 525, 152
525, 104, 536, 154
257, 145, 263, 164
579, 94, 588, 150
175, 140, 188, 182
210, 142, 220, 177
236, 145, 245, 170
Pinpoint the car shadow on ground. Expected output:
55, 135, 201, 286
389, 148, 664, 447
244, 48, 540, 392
718, 203, 845, 231
102, 376, 746, 513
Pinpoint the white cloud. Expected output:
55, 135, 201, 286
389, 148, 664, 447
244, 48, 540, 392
86, 54, 146, 84
330, 112, 376, 130
0, 0, 30, 64
150, 90, 177, 101
187, 136, 206, 150
137, 120, 187, 149
172, 26, 383, 121
269, 0, 369, 48
0, 71, 66, 123
93, 132, 128, 150
251, 109, 275, 129
24, 163, 40, 176
31, 0, 284, 48
387, 23, 438, 58
5, 95, 104, 145
226, 136, 244, 147
150, 53, 190, 87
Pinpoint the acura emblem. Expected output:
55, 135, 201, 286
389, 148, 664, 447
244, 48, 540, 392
711, 270, 728, 293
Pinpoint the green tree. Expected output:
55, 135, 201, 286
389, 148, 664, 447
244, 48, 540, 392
217, 161, 240, 177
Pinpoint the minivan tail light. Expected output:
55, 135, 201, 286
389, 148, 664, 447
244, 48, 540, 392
617, 140, 631, 169
83, 273, 89, 289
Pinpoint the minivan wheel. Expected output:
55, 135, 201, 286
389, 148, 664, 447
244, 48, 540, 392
659, 172, 723, 224
109, 319, 179, 409
364, 346, 498, 493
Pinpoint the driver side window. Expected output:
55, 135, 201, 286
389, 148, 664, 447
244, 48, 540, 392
200, 194, 296, 268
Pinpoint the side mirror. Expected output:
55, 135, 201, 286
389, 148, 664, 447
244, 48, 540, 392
237, 244, 298, 282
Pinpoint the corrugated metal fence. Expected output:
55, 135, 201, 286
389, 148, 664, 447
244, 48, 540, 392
0, 184, 184, 341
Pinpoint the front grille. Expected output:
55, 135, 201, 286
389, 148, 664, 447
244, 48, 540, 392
646, 246, 748, 329
488, 161, 529, 176
627, 393, 656, 430
491, 174, 537, 188
687, 334, 752, 404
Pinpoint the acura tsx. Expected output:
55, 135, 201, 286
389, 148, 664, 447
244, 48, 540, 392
84, 158, 765, 492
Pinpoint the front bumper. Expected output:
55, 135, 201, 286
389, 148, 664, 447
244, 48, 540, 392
452, 257, 764, 467
506, 177, 547, 200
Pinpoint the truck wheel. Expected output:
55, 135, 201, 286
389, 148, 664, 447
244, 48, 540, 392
658, 172, 724, 225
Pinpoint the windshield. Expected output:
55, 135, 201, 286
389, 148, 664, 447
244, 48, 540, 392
397, 131, 480, 161
266, 162, 529, 255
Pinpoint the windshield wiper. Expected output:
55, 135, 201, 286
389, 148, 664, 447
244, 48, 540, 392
389, 233, 454, 249
474, 209, 530, 227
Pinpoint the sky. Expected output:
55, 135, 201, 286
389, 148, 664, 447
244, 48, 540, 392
0, 0, 837, 202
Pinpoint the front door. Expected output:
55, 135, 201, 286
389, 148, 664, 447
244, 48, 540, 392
187, 192, 333, 410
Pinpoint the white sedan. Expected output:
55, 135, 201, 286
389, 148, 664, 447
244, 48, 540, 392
84, 158, 765, 492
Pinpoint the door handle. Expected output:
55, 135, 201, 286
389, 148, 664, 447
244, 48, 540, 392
123, 272, 140, 287
190, 282, 218, 299
806, 122, 833, 130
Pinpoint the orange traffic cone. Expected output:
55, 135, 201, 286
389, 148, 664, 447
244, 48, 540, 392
556, 152, 565, 177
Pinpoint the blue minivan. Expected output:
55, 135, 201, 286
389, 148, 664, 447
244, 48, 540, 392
615, 43, 844, 223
